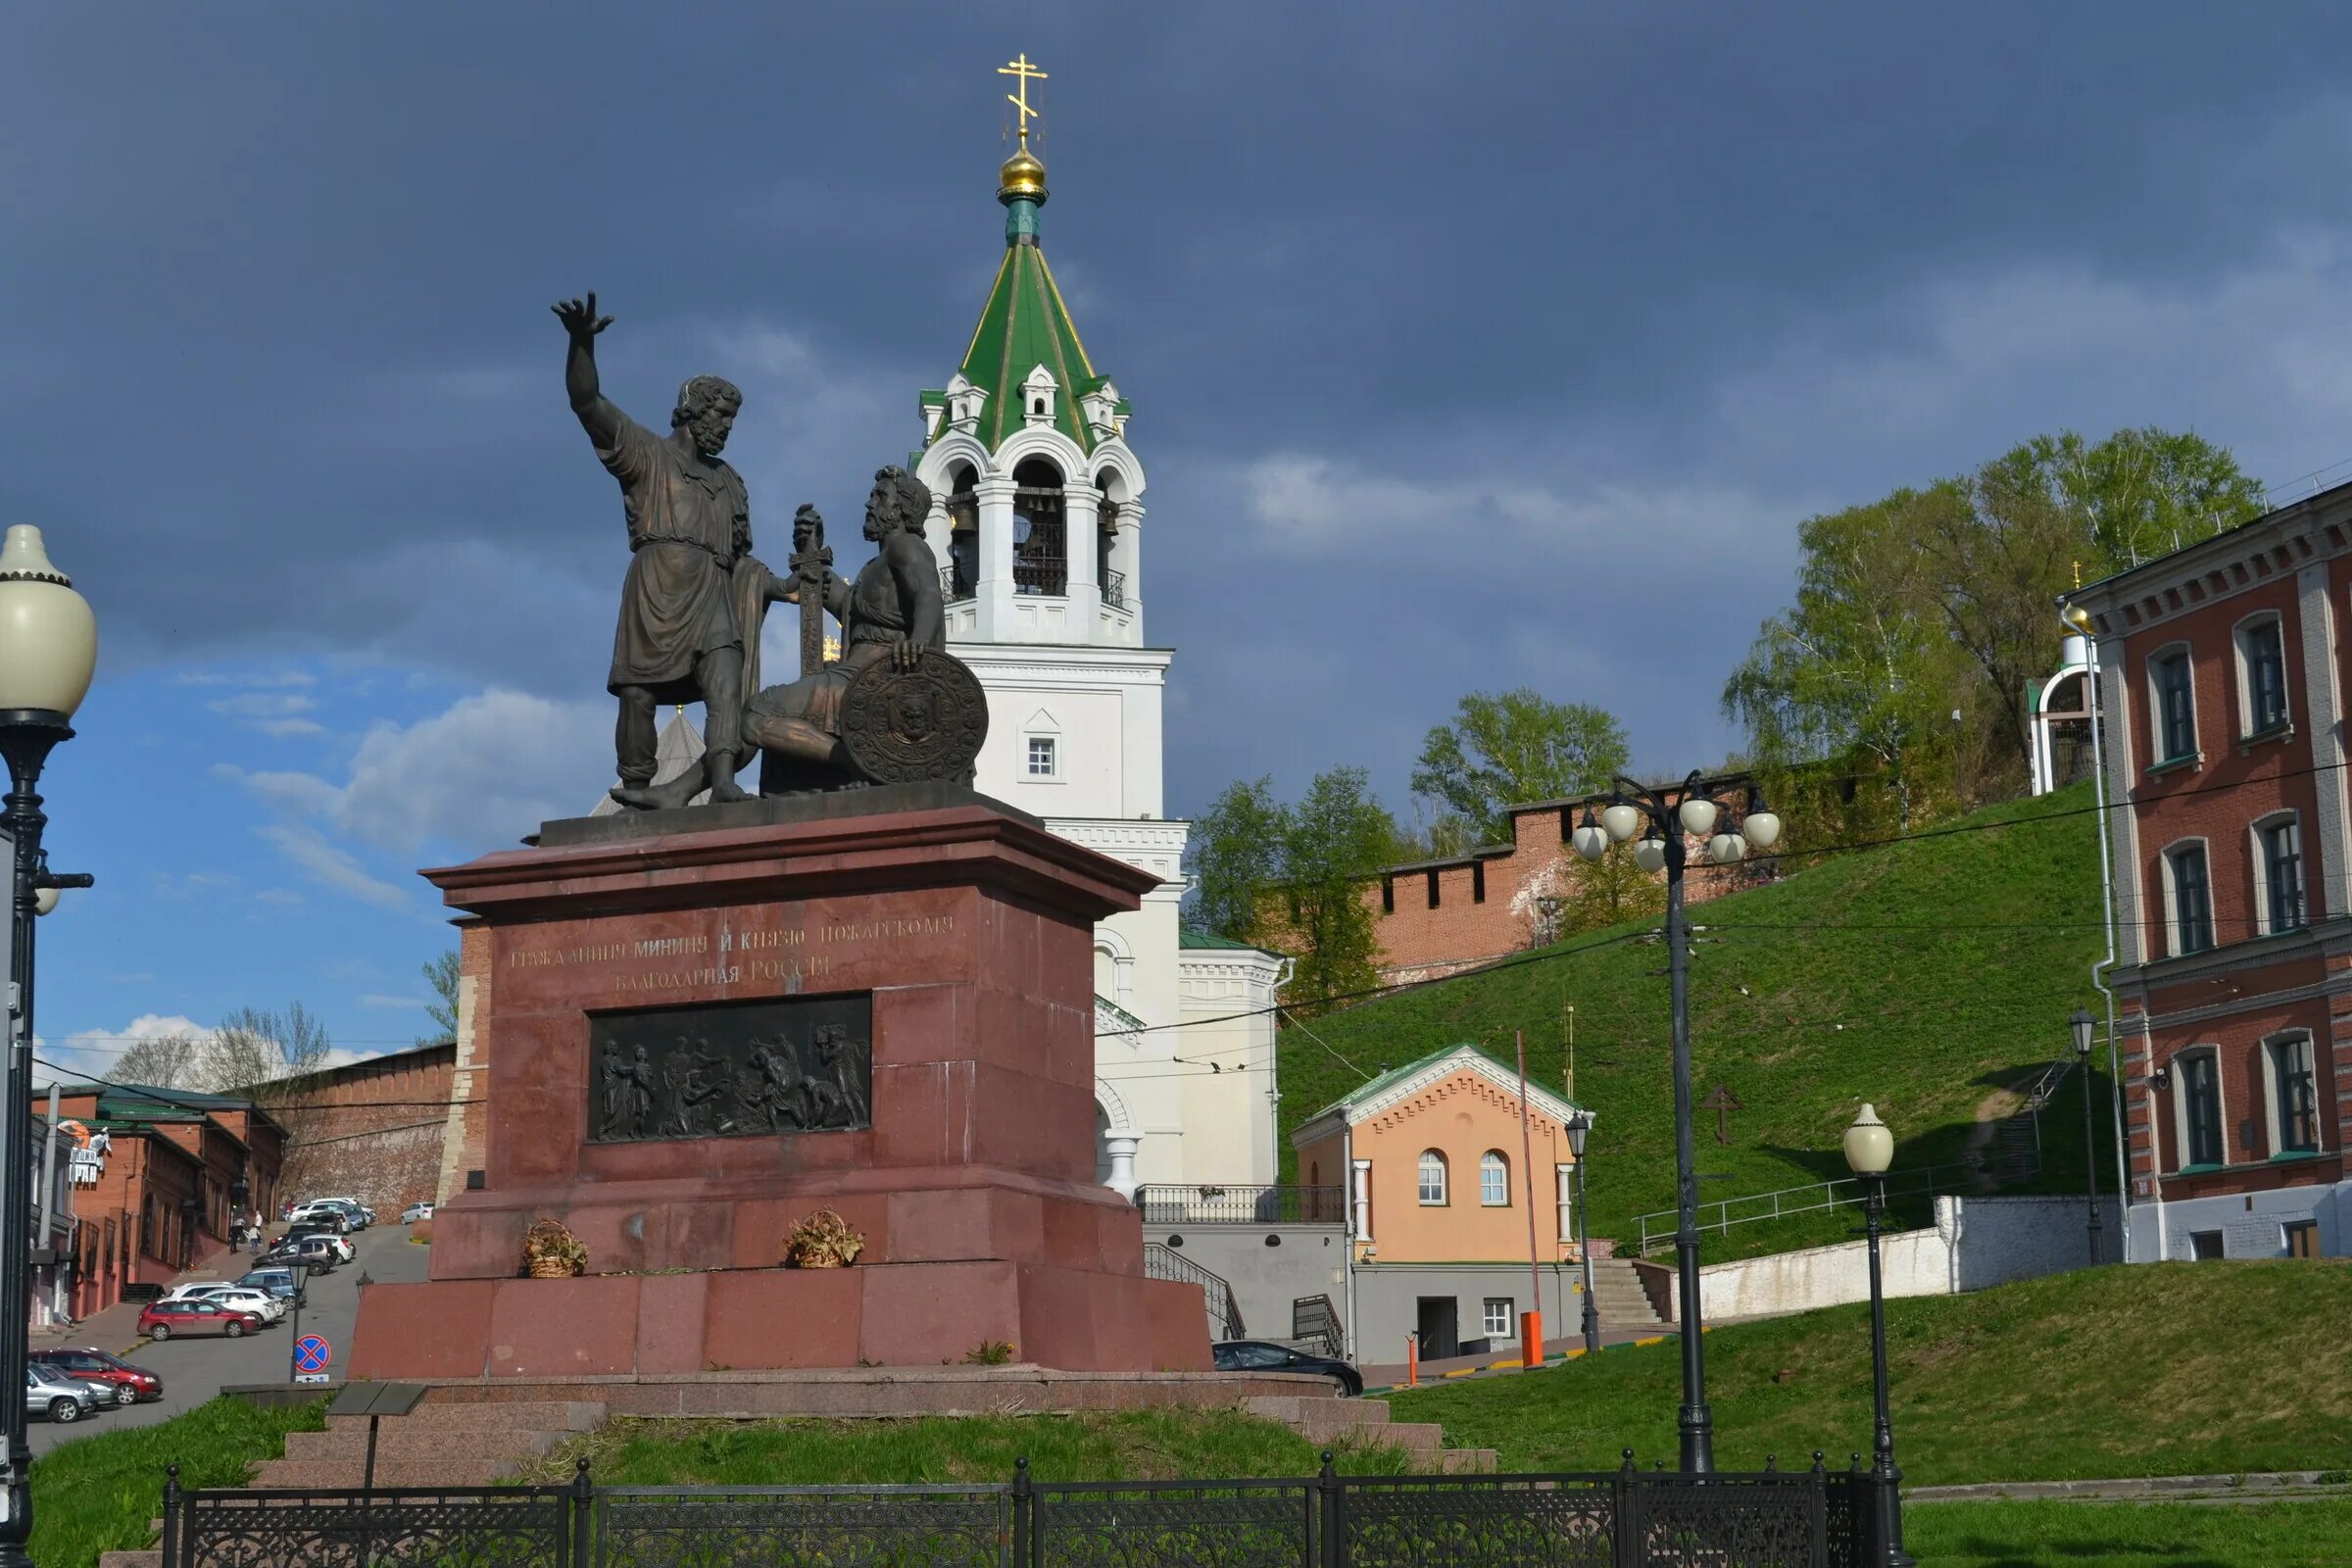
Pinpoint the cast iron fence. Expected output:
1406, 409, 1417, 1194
160, 1451, 1881, 1568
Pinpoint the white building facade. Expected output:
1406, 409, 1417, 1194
903, 140, 1286, 1198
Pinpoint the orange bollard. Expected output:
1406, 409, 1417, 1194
1406, 1335, 1419, 1387
1520, 1309, 1544, 1370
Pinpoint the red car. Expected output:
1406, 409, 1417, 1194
30, 1348, 164, 1402
137, 1299, 264, 1340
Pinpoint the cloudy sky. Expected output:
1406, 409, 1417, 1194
12, 3, 2352, 1077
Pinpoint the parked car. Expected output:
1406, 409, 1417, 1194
285, 1201, 350, 1233
158, 1281, 235, 1304
281, 1227, 356, 1263
180, 1285, 286, 1323
237, 1267, 303, 1302
30, 1348, 164, 1403
319, 1198, 375, 1228
25, 1365, 99, 1423
138, 1299, 265, 1340
1210, 1340, 1364, 1396
261, 1237, 338, 1272
401, 1200, 433, 1224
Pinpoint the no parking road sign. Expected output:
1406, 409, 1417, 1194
295, 1335, 332, 1376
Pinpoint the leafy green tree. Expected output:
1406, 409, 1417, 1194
1186, 768, 1400, 1004
1276, 767, 1399, 1004
1412, 689, 1630, 846
2004, 426, 2265, 571
1188, 777, 1287, 946
420, 948, 462, 1047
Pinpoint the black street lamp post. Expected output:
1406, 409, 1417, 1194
0, 524, 100, 1568
1565, 1111, 1600, 1356
2069, 1006, 2103, 1265
1843, 1104, 1914, 1568
1574, 770, 1780, 1474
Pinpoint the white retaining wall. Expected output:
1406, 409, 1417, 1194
1666, 1195, 2122, 1322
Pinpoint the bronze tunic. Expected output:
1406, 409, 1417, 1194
594, 408, 748, 697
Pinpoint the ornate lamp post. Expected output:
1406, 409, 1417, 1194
1843, 1104, 1914, 1568
1564, 1111, 1600, 1355
2069, 1006, 2103, 1265
1573, 771, 1779, 1474
0, 524, 100, 1568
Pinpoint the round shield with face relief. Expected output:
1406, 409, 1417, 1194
839, 651, 989, 784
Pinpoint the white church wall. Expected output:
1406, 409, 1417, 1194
1175, 948, 1289, 1188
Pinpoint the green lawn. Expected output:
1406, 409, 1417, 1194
29, 1395, 327, 1568
1283, 783, 2113, 1259
527, 1408, 1410, 1486
1387, 1260, 2352, 1485
1908, 1497, 2352, 1567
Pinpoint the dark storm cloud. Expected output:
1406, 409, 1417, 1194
4, 2, 2350, 812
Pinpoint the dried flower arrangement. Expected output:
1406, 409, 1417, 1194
783, 1208, 866, 1269
522, 1217, 588, 1279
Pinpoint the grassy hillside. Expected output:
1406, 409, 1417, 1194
1388, 1260, 2352, 1484
1280, 783, 2112, 1255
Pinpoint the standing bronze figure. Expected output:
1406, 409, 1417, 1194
555, 292, 755, 809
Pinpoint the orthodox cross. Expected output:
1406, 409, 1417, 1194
1700, 1084, 1743, 1146
788, 509, 833, 674
1000, 53, 1048, 147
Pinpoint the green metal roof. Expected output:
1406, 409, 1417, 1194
1177, 930, 1267, 952
1302, 1043, 1589, 1126
925, 184, 1105, 458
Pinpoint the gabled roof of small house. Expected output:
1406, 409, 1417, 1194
1288, 1042, 1587, 1147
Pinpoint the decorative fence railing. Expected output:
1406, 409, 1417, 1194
1292, 1293, 1344, 1359
1135, 1184, 1347, 1225
160, 1452, 1882, 1568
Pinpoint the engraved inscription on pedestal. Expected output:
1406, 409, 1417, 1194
590, 995, 872, 1142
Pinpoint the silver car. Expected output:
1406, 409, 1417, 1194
25, 1365, 97, 1424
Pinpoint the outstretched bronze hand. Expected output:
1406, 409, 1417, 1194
552, 293, 614, 342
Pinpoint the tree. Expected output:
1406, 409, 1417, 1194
205, 1004, 330, 1096
1186, 767, 1400, 1004
1187, 777, 1287, 946
1723, 489, 1973, 837
1412, 690, 1630, 846
112, 1033, 202, 1088
1724, 424, 2263, 839
1275, 768, 1398, 1004
420, 949, 461, 1046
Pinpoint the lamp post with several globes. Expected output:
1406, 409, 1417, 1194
0, 524, 100, 1568
1571, 770, 1779, 1475
1843, 1103, 1914, 1568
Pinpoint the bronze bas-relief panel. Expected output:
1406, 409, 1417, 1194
589, 994, 872, 1143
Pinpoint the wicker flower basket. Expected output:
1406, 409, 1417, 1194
521, 1217, 587, 1279
784, 1208, 865, 1269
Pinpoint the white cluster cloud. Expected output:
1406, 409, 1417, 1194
39, 1011, 217, 1087
220, 687, 612, 906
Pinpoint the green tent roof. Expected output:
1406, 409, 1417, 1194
926, 179, 1105, 458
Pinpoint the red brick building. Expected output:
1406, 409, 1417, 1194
48, 1084, 287, 1315
2070, 478, 2352, 1261
1364, 783, 1769, 982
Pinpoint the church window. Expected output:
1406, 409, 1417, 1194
1028, 737, 1056, 777
1011, 458, 1067, 596
1480, 1151, 1509, 1206
1417, 1150, 1448, 1205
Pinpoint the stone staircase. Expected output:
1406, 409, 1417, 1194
1242, 1394, 1496, 1474
253, 1399, 608, 1489
1586, 1257, 1667, 1332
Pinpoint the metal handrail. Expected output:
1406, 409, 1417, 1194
1630, 1160, 1983, 1257
1144, 1242, 1246, 1340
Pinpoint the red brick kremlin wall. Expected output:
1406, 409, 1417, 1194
1365, 787, 1769, 982
271, 1042, 457, 1213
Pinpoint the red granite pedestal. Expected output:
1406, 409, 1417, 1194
350, 788, 1210, 1380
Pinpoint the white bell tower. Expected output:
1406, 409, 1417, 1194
906, 75, 1283, 1195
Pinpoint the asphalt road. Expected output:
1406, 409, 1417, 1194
30, 1221, 432, 1457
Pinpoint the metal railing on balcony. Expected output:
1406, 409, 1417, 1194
940, 564, 974, 605
1101, 568, 1127, 611
1135, 1184, 1347, 1226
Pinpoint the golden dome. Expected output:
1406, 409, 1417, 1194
999, 143, 1048, 201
